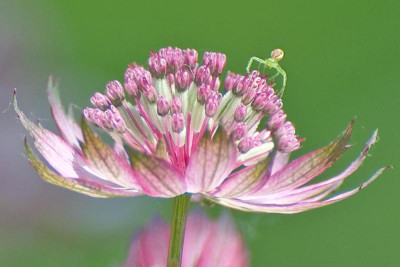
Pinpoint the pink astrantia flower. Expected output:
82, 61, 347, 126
15, 47, 390, 213
125, 212, 248, 267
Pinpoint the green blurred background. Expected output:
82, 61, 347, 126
1, 0, 399, 266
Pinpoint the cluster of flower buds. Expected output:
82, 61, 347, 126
125, 65, 157, 102
220, 69, 300, 153
83, 105, 126, 134
148, 47, 198, 78
83, 46, 299, 161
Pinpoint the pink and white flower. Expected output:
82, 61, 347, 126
125, 211, 248, 267
15, 47, 390, 213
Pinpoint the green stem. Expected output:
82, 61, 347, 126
167, 194, 191, 267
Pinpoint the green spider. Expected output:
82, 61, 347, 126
246, 48, 287, 97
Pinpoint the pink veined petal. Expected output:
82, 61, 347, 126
81, 119, 141, 189
196, 213, 248, 267
127, 148, 186, 198
125, 217, 170, 267
181, 211, 214, 267
47, 77, 83, 149
240, 129, 379, 204
24, 139, 141, 198
211, 157, 271, 198
268, 151, 291, 176
185, 129, 238, 193
114, 141, 130, 164
14, 91, 80, 177
209, 166, 390, 214
255, 120, 355, 195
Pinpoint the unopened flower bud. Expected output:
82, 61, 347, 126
252, 92, 268, 111
148, 51, 167, 78
197, 84, 211, 104
224, 71, 239, 92
275, 121, 300, 152
234, 103, 247, 122
171, 98, 182, 114
238, 136, 254, 153
156, 95, 170, 116
105, 80, 125, 106
267, 110, 287, 131
203, 52, 226, 76
83, 107, 95, 122
205, 92, 222, 117
184, 48, 198, 69
175, 69, 192, 92
194, 66, 211, 86
172, 112, 185, 133
90, 92, 110, 110
231, 122, 247, 141
263, 96, 283, 115
167, 73, 175, 87
124, 79, 140, 99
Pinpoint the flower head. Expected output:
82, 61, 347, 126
125, 211, 248, 267
15, 47, 390, 213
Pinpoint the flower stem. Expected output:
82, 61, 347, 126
167, 194, 191, 267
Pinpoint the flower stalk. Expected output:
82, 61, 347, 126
167, 194, 191, 267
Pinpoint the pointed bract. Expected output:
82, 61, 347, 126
128, 148, 186, 197
185, 129, 237, 193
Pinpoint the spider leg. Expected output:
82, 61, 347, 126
246, 57, 266, 73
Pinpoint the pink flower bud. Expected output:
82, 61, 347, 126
90, 92, 110, 110
105, 80, 125, 106
238, 136, 254, 153
175, 69, 192, 92
83, 107, 95, 122
171, 98, 182, 114
124, 79, 140, 99
148, 51, 167, 78
203, 52, 226, 76
172, 112, 185, 133
263, 95, 283, 115
231, 122, 248, 141
275, 121, 300, 152
252, 92, 268, 111
267, 110, 287, 131
156, 95, 170, 116
224, 71, 240, 92
234, 103, 247, 122
183, 48, 198, 69
194, 65, 212, 86
205, 92, 222, 117
197, 84, 211, 104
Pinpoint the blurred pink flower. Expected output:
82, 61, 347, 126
125, 212, 248, 267
14, 47, 390, 213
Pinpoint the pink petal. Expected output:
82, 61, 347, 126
181, 212, 214, 266
268, 151, 291, 176
81, 119, 141, 189
125, 217, 170, 267
212, 157, 271, 198
240, 130, 379, 204
256, 120, 355, 195
210, 166, 390, 214
47, 77, 83, 149
125, 212, 248, 267
185, 129, 237, 193
127, 148, 186, 198
14, 91, 80, 177
114, 141, 130, 164
196, 213, 248, 267
25, 140, 141, 198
